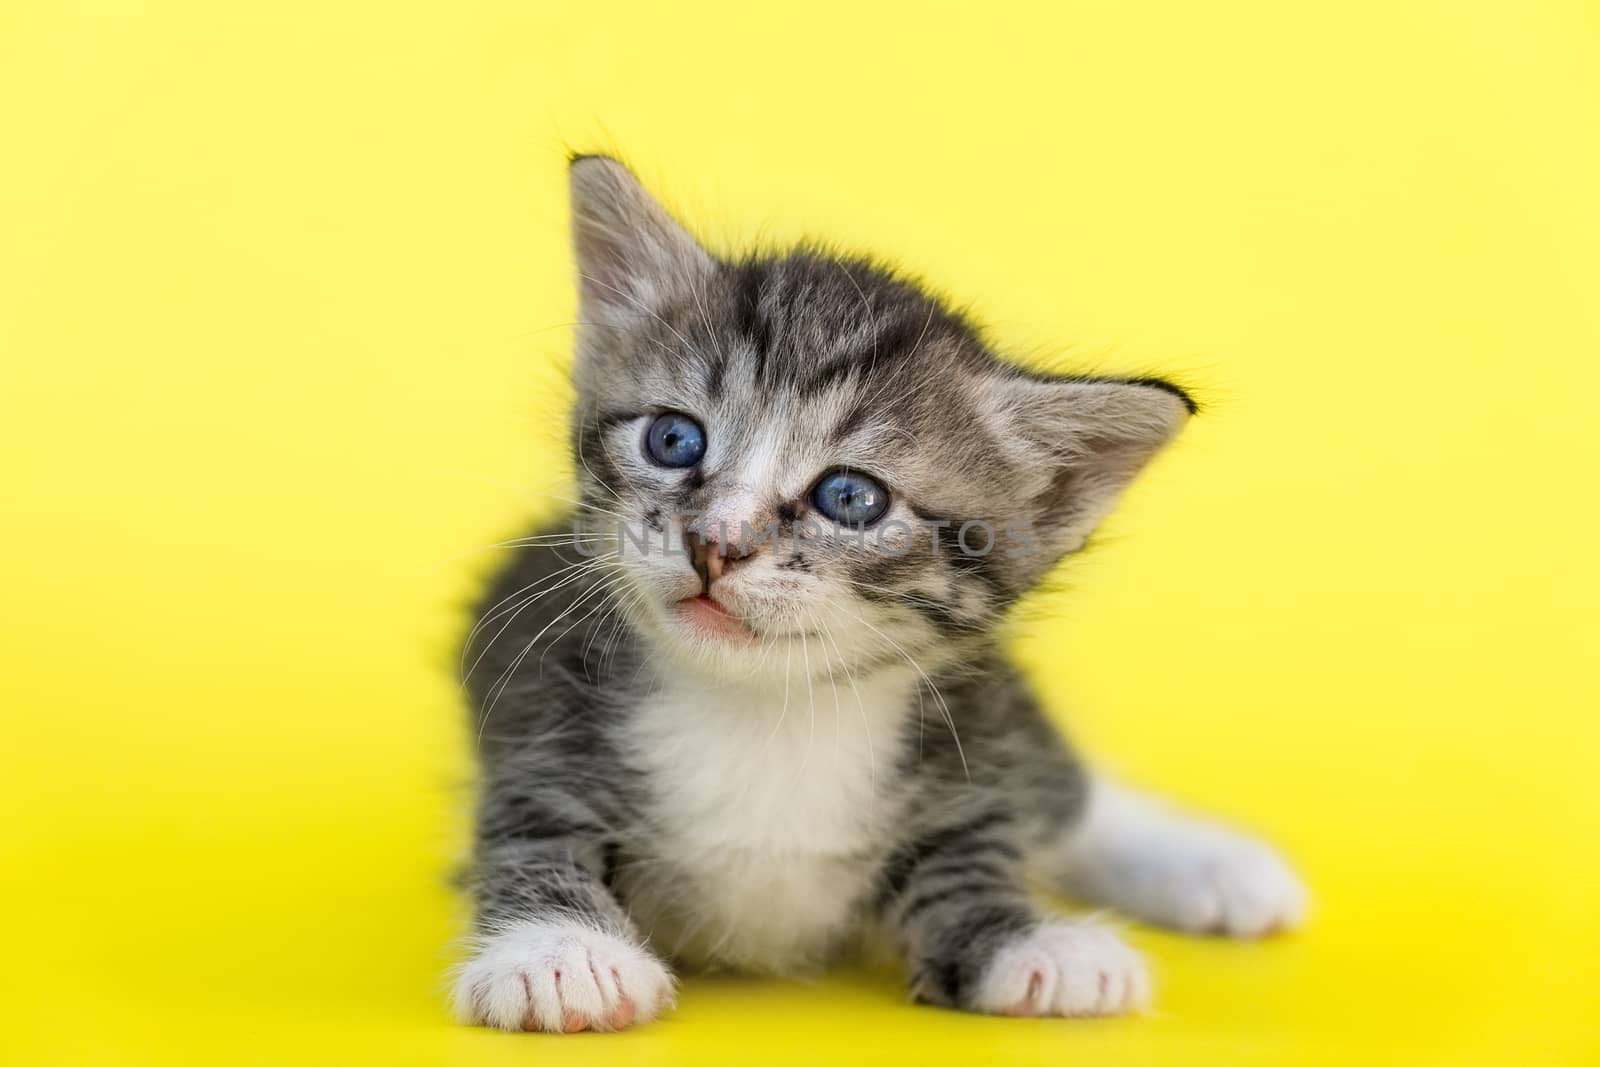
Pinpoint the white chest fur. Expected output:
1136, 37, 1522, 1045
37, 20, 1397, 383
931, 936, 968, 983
619, 666, 915, 972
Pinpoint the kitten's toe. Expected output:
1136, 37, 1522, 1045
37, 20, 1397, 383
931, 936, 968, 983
453, 920, 675, 1032
975, 921, 1149, 1018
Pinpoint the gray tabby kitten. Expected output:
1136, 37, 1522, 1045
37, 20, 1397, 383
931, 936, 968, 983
453, 156, 1305, 1032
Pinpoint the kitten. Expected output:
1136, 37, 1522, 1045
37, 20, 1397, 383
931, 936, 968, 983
452, 156, 1305, 1032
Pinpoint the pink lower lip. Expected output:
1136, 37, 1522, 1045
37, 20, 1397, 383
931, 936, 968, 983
675, 594, 752, 641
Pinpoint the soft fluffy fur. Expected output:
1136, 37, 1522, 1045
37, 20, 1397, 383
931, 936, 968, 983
452, 156, 1305, 1032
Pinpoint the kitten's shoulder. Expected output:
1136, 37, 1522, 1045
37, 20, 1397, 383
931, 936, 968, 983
914, 648, 1089, 830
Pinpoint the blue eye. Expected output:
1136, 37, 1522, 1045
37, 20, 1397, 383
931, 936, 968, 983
644, 412, 706, 468
811, 470, 890, 527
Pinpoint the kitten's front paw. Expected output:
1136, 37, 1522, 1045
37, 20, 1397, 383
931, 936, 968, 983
454, 921, 675, 1032
974, 921, 1149, 1018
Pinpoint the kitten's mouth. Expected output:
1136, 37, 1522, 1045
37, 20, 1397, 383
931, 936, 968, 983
674, 594, 755, 643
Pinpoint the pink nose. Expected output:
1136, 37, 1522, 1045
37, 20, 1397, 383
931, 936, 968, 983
688, 532, 756, 588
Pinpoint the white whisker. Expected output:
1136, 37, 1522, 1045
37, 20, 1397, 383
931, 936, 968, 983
851, 609, 967, 781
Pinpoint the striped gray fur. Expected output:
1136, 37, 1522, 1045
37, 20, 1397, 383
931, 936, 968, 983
453, 157, 1299, 1030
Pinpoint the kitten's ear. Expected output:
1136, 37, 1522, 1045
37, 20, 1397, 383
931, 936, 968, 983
569, 155, 713, 326
980, 375, 1194, 556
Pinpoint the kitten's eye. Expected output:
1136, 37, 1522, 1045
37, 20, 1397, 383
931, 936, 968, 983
644, 412, 706, 468
811, 470, 890, 527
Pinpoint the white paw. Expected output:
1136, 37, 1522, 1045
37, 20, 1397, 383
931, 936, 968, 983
453, 920, 675, 1032
974, 921, 1149, 1017
1157, 831, 1307, 937
1056, 782, 1309, 938
1074, 823, 1308, 938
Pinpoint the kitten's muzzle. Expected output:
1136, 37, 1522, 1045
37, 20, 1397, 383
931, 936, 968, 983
687, 532, 755, 592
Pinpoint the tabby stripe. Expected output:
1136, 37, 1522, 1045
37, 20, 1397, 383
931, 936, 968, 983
876, 810, 1014, 908
898, 879, 1016, 923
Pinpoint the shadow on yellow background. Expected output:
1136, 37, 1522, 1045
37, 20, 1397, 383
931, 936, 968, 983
2, 2, 1597, 1064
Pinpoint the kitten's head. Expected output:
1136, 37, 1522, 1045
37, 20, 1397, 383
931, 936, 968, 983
565, 156, 1191, 683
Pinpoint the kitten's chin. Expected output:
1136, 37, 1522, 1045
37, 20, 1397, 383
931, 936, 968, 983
672, 594, 755, 644
644, 595, 811, 684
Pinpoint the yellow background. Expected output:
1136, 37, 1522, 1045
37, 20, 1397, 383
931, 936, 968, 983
3, 2, 1597, 1064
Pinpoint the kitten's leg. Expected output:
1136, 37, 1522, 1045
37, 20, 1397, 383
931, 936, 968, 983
1045, 778, 1307, 937
454, 837, 675, 1033
882, 808, 1149, 1017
